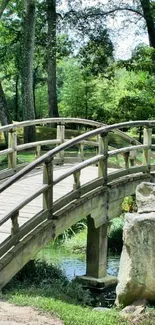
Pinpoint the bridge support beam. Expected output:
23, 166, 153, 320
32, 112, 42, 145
86, 215, 107, 278
77, 215, 117, 289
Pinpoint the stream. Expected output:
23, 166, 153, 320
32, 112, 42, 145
37, 245, 120, 306
37, 246, 120, 280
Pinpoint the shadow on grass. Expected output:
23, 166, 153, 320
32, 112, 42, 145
2, 260, 93, 307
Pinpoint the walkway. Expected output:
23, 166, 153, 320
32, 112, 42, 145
0, 118, 154, 289
0, 164, 115, 244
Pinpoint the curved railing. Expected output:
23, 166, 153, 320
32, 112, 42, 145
0, 117, 149, 180
0, 118, 104, 179
0, 120, 155, 259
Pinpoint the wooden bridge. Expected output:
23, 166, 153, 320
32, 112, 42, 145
0, 118, 155, 289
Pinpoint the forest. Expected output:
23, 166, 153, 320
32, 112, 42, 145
0, 0, 155, 143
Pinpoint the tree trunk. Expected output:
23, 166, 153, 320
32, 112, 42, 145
0, 0, 12, 144
14, 75, 19, 121
0, 0, 10, 17
46, 0, 59, 118
21, 0, 36, 143
140, 0, 155, 48
0, 81, 12, 144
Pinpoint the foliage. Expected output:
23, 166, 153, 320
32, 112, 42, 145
57, 217, 124, 254
108, 218, 124, 254
78, 28, 114, 76
3, 260, 93, 306
2, 260, 127, 325
122, 195, 137, 213
61, 228, 87, 253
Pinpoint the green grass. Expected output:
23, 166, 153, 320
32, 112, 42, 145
61, 228, 87, 253
2, 254, 155, 325
59, 217, 124, 254
7, 293, 128, 325
2, 260, 127, 325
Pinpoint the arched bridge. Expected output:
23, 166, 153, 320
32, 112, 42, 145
0, 118, 155, 289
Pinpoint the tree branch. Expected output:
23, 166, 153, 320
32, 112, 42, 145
63, 6, 144, 20
0, 0, 10, 18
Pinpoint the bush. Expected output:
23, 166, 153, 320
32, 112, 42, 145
108, 218, 124, 253
3, 260, 93, 306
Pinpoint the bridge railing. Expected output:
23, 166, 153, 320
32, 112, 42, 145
0, 117, 150, 181
0, 120, 155, 258
0, 118, 103, 180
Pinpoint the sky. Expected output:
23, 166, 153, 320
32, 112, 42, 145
59, 0, 149, 60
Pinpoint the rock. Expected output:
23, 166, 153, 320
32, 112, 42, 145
93, 307, 111, 312
115, 206, 155, 306
120, 299, 147, 316
136, 182, 155, 213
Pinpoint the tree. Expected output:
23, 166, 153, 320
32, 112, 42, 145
21, 0, 36, 143
46, 0, 59, 118
140, 0, 155, 48
0, 0, 12, 133
78, 29, 114, 77
66, 0, 155, 50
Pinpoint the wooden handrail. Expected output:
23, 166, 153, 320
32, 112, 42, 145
0, 184, 49, 227
0, 119, 154, 238
108, 144, 148, 157
0, 120, 154, 194
53, 154, 104, 185
16, 139, 61, 151
0, 118, 103, 133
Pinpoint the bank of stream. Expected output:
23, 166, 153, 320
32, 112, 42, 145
37, 245, 120, 281
36, 237, 120, 307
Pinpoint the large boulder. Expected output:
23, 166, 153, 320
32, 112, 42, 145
116, 182, 155, 306
136, 182, 155, 213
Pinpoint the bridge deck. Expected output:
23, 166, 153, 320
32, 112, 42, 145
0, 165, 116, 244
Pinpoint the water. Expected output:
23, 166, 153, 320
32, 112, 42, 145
37, 246, 120, 280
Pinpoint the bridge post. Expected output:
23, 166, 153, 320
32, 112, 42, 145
86, 216, 108, 278
35, 144, 41, 158
8, 128, 17, 170
73, 171, 81, 190
98, 133, 108, 183
43, 158, 53, 219
79, 133, 116, 287
143, 127, 152, 168
56, 123, 65, 164
78, 143, 84, 161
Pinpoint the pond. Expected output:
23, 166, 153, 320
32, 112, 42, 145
37, 245, 120, 281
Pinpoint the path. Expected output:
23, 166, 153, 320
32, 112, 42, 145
0, 164, 98, 244
0, 301, 63, 325
0, 164, 116, 245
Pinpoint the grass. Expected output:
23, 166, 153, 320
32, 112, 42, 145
61, 228, 87, 253
3, 260, 155, 325
2, 262, 155, 325
7, 294, 128, 325
1, 260, 128, 325
1, 259, 128, 325
58, 217, 124, 255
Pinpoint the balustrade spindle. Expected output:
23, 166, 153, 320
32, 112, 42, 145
98, 133, 108, 185
73, 170, 81, 190
56, 123, 65, 163
8, 129, 17, 170
79, 143, 84, 161
143, 127, 152, 168
129, 142, 137, 167
35, 144, 41, 158
43, 158, 53, 219
11, 212, 19, 236
123, 151, 130, 169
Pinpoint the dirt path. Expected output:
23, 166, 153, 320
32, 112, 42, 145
0, 301, 64, 325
